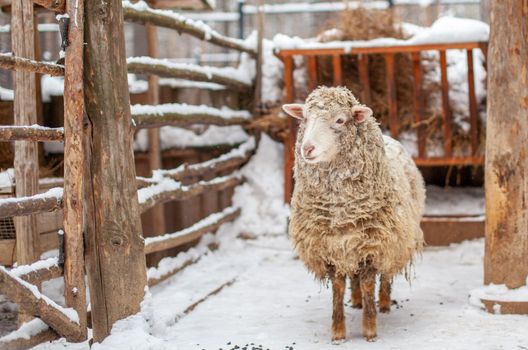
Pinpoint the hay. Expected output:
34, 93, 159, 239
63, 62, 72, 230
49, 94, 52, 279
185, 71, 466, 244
314, 8, 485, 157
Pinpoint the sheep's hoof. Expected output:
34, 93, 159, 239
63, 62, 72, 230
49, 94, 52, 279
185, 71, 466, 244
331, 338, 346, 345
332, 328, 346, 343
351, 302, 362, 309
363, 333, 377, 342
379, 305, 390, 313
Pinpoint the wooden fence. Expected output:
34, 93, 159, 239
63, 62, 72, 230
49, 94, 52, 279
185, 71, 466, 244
276, 41, 488, 203
0, 0, 258, 348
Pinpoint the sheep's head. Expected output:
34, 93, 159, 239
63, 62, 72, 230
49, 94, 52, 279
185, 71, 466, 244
282, 86, 372, 164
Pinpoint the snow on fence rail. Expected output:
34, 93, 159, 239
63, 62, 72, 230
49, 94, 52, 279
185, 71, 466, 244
0, 125, 65, 142
0, 53, 65, 76
0, 187, 64, 218
131, 103, 252, 129
122, 0, 256, 56
127, 57, 252, 92
0, 266, 84, 342
0, 318, 58, 350
138, 173, 244, 213
145, 205, 240, 254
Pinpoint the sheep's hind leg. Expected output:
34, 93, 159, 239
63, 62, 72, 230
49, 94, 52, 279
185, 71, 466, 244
360, 267, 377, 341
331, 274, 346, 342
379, 274, 392, 313
350, 273, 362, 309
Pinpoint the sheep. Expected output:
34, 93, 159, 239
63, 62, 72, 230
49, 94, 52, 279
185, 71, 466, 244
282, 86, 425, 342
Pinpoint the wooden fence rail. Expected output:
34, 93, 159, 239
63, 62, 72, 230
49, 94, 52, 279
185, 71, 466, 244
122, 1, 256, 56
0, 53, 64, 76
0, 126, 64, 142
0, 187, 63, 218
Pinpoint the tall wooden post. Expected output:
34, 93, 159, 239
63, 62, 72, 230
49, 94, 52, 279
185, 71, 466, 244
62, 0, 87, 341
11, 0, 39, 264
484, 0, 528, 290
145, 23, 167, 265
83, 0, 147, 342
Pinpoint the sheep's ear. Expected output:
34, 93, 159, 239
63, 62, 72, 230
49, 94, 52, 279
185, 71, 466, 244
351, 105, 372, 123
282, 104, 305, 120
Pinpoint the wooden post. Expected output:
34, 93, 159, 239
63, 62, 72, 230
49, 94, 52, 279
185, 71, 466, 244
62, 0, 87, 341
484, 0, 528, 293
11, 0, 39, 266
84, 0, 148, 342
146, 23, 166, 237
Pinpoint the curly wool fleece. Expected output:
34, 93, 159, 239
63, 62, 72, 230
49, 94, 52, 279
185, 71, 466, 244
289, 86, 425, 280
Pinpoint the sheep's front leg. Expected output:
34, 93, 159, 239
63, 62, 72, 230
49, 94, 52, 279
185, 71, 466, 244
331, 274, 346, 342
350, 273, 362, 308
379, 274, 392, 313
360, 268, 377, 341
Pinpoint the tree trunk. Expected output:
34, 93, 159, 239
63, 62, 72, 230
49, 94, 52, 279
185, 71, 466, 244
484, 0, 528, 289
83, 0, 147, 342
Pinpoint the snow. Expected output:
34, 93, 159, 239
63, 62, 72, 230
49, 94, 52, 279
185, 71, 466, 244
10, 258, 60, 278
0, 85, 14, 100
425, 185, 484, 216
122, 0, 253, 52
127, 56, 253, 86
273, 16, 489, 51
0, 187, 63, 206
158, 78, 226, 91
469, 282, 528, 308
134, 125, 249, 151
0, 318, 49, 342
131, 103, 251, 120
0, 168, 14, 188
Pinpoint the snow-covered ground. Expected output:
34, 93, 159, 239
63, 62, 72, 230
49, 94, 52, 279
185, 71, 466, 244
26, 136, 526, 350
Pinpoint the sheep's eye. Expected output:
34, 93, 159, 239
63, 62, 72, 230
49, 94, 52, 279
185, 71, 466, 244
335, 118, 345, 125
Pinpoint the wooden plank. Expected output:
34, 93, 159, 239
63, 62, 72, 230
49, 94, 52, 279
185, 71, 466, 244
0, 267, 83, 340
421, 216, 484, 246
0, 231, 61, 266
439, 50, 452, 157
144, 207, 240, 254
357, 54, 371, 105
411, 52, 426, 158
283, 56, 295, 203
481, 300, 528, 315
62, 0, 87, 341
385, 53, 398, 139
276, 41, 485, 57
484, 0, 528, 291
332, 54, 342, 86
0, 126, 64, 142
83, 0, 148, 341
414, 156, 484, 167
11, 0, 40, 268
307, 55, 317, 91
466, 49, 478, 155
0, 54, 64, 76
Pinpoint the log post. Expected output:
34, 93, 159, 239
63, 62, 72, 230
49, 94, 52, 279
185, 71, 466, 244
62, 0, 87, 341
145, 22, 167, 265
484, 0, 528, 293
11, 0, 39, 267
83, 0, 147, 342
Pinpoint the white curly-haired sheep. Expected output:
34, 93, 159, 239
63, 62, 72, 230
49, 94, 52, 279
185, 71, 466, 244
282, 86, 425, 342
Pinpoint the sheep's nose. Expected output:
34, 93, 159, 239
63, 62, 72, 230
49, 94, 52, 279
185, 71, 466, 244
303, 144, 315, 157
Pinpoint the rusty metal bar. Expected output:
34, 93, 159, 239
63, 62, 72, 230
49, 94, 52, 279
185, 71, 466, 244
439, 49, 452, 157
466, 49, 478, 155
385, 53, 398, 139
283, 56, 295, 203
307, 55, 317, 91
357, 54, 371, 105
411, 52, 426, 158
332, 54, 342, 86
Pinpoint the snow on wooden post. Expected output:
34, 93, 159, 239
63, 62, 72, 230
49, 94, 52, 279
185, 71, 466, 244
62, 0, 88, 341
483, 0, 528, 313
83, 0, 147, 342
11, 0, 39, 269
